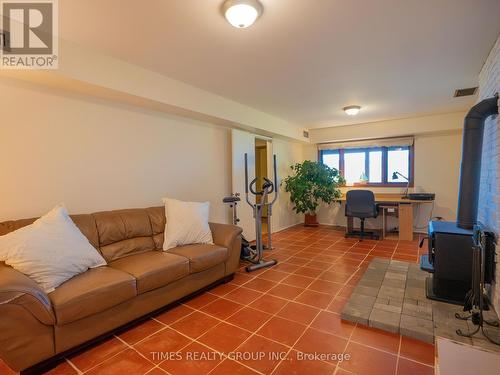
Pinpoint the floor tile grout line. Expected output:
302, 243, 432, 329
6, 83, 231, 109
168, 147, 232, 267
268, 305, 328, 374
69, 321, 175, 373
397, 354, 435, 368
77, 332, 159, 374
65, 358, 83, 375
188, 280, 312, 349
114, 334, 167, 369
395, 334, 402, 375
335, 307, 358, 374
170, 282, 306, 356
228, 287, 328, 373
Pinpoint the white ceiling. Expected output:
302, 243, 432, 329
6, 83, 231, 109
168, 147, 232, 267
59, 0, 500, 129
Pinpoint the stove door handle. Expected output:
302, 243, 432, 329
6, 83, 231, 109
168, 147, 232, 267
419, 237, 427, 248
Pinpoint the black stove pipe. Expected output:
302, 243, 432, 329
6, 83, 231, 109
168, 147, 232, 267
457, 94, 499, 229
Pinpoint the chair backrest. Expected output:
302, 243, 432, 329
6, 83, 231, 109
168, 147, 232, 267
345, 190, 377, 218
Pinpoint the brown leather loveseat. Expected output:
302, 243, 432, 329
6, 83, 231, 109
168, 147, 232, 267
0, 206, 242, 373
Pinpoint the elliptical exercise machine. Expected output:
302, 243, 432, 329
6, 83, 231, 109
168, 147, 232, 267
222, 153, 278, 272
243, 153, 278, 272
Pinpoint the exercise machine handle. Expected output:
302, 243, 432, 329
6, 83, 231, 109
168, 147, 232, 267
249, 178, 259, 195
269, 154, 279, 205
244, 153, 249, 194
262, 177, 274, 194
244, 153, 253, 206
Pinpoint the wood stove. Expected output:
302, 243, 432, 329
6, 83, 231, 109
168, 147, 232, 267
420, 95, 498, 305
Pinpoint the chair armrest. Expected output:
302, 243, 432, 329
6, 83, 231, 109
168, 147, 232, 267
0, 263, 55, 325
209, 223, 243, 275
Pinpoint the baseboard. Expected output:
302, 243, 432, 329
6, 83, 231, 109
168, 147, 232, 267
317, 222, 427, 235
273, 221, 303, 233
318, 222, 342, 227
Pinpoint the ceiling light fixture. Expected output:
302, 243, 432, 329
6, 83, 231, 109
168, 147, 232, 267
222, 0, 263, 28
343, 105, 361, 116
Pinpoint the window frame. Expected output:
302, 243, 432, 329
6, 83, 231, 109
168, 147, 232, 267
319, 145, 414, 187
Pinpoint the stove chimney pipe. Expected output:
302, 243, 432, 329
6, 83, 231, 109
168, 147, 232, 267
457, 94, 498, 229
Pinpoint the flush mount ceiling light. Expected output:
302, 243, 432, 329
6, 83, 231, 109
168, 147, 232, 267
222, 0, 263, 28
343, 105, 361, 116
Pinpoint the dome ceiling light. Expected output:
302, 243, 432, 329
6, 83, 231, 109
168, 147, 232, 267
343, 105, 362, 116
222, 0, 263, 29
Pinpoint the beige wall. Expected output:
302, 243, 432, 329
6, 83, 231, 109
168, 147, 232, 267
309, 111, 465, 143
0, 78, 309, 234
0, 78, 234, 222
414, 131, 462, 222
272, 139, 308, 231
0, 37, 308, 142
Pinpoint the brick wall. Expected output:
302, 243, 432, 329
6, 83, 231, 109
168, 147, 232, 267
477, 35, 500, 313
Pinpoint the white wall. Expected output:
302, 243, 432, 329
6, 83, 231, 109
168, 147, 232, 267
437, 338, 499, 375
477, 35, 500, 313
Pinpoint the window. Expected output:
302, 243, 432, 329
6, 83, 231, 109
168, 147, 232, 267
369, 150, 382, 183
387, 147, 409, 183
321, 150, 339, 171
320, 145, 413, 187
344, 151, 365, 184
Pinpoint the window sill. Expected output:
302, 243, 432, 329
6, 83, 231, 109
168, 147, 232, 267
345, 183, 414, 188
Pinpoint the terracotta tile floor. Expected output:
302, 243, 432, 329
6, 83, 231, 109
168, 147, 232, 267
0, 226, 435, 375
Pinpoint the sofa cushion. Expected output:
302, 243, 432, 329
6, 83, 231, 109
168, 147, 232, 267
162, 198, 213, 250
0, 206, 107, 294
169, 244, 228, 273
110, 251, 189, 294
49, 267, 136, 325
92, 209, 155, 262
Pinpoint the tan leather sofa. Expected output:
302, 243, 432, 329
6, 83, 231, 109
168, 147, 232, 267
0, 206, 242, 373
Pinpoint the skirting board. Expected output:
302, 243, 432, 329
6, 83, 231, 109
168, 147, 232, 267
317, 222, 427, 235
274, 221, 303, 233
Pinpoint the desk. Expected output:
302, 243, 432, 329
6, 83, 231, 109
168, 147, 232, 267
338, 194, 434, 241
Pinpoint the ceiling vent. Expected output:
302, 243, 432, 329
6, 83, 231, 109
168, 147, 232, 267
303, 130, 309, 138
454, 87, 478, 97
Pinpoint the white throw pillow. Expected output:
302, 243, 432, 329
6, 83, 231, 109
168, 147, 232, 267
162, 198, 213, 251
0, 205, 107, 293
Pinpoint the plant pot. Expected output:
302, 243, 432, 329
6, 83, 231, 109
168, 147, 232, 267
304, 213, 319, 227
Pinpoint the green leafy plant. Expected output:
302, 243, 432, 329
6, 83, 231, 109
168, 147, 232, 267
283, 160, 345, 215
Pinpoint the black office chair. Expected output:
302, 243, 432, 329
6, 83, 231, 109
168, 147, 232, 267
345, 190, 379, 240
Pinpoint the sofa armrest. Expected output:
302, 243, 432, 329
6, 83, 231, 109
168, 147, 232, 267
0, 263, 55, 325
209, 223, 242, 275
209, 222, 243, 248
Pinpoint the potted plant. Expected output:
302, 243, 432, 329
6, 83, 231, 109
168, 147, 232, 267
283, 160, 344, 226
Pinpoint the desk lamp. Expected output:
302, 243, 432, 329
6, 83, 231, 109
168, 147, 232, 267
392, 171, 410, 199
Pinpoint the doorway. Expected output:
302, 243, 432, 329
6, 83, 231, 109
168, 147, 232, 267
230, 129, 273, 242
255, 138, 270, 234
